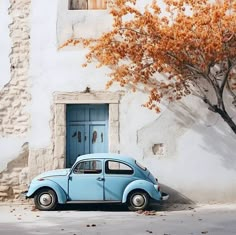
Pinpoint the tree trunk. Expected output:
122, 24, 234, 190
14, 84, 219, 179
215, 107, 236, 135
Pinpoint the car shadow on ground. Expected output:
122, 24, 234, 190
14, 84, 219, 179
154, 183, 196, 211
57, 203, 128, 212
56, 184, 196, 212
56, 202, 195, 212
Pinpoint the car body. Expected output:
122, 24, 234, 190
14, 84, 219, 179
26, 153, 169, 211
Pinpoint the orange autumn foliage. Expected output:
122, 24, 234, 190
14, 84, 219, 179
61, 0, 236, 133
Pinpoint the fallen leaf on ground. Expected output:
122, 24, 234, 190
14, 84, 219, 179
31, 206, 39, 212
146, 230, 153, 233
136, 210, 156, 216
136, 210, 143, 214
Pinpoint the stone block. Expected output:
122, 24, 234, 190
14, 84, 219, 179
58, 158, 65, 169
0, 192, 8, 197
0, 186, 10, 192
54, 136, 66, 157
17, 115, 29, 122
53, 158, 59, 169
55, 104, 66, 125
13, 167, 23, 172
109, 104, 119, 122
8, 179, 19, 186
56, 125, 66, 136
13, 188, 25, 194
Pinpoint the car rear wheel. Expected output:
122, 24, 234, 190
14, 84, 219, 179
34, 188, 58, 211
128, 191, 149, 211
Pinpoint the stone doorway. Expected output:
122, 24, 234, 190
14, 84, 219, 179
53, 91, 122, 168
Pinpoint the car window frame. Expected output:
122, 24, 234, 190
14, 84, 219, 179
135, 160, 147, 171
105, 160, 134, 175
72, 159, 103, 175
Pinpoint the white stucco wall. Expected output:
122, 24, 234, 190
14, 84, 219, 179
0, 0, 235, 202
29, 0, 114, 148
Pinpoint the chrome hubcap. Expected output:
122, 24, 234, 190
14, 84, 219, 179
132, 194, 145, 207
39, 193, 52, 206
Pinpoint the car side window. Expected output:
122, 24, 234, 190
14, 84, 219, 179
73, 160, 102, 174
105, 161, 134, 175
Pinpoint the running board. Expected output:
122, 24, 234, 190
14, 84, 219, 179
66, 200, 121, 204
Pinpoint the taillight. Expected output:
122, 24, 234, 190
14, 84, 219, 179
158, 185, 160, 191
37, 178, 45, 181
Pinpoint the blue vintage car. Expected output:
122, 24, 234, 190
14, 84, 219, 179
26, 153, 168, 211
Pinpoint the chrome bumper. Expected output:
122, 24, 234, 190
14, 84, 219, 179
161, 192, 169, 201
21, 191, 28, 199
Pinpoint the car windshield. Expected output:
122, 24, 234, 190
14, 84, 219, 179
135, 161, 147, 171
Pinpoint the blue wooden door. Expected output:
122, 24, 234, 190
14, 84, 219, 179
66, 104, 108, 167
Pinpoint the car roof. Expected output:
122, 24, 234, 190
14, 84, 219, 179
75, 153, 136, 164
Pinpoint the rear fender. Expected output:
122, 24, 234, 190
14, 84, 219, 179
122, 180, 162, 203
26, 180, 67, 204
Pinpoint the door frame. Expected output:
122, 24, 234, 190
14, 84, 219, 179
53, 91, 123, 169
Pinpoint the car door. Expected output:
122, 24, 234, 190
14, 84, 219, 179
68, 159, 104, 201
104, 160, 135, 201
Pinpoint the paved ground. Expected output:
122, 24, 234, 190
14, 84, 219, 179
0, 202, 236, 235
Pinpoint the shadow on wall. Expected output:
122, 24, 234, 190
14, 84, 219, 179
137, 98, 200, 158
197, 119, 236, 171
172, 101, 236, 171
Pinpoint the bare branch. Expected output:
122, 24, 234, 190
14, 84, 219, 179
220, 59, 232, 96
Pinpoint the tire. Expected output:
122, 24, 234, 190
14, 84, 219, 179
127, 191, 149, 211
34, 188, 58, 211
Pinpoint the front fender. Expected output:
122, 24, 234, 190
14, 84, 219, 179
26, 179, 67, 204
122, 180, 162, 203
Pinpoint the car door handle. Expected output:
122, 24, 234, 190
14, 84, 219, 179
97, 177, 105, 181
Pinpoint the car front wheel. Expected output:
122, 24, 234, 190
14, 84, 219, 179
34, 188, 58, 211
128, 191, 149, 211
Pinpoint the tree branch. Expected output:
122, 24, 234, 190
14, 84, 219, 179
220, 59, 232, 96
119, 27, 158, 39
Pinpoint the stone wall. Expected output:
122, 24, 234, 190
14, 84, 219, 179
0, 0, 31, 201
0, 143, 29, 201
0, 0, 31, 136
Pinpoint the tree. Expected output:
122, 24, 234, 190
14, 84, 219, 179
61, 0, 236, 134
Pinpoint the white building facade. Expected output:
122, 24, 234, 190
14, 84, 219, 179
0, 0, 236, 204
